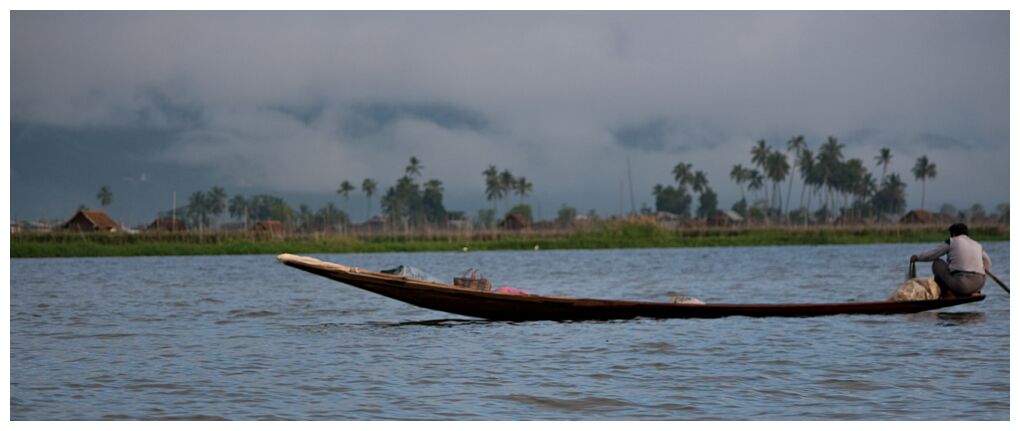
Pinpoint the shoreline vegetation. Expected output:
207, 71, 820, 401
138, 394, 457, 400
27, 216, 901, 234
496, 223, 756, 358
11, 221, 1009, 258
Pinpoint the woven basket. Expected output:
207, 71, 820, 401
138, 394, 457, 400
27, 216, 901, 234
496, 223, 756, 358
453, 269, 493, 291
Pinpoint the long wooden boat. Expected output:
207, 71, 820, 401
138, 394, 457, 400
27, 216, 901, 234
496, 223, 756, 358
278, 254, 985, 321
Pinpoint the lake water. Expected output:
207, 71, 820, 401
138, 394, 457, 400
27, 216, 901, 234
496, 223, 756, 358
10, 242, 1010, 420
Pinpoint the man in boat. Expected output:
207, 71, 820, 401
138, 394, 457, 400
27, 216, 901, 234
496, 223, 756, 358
911, 223, 990, 299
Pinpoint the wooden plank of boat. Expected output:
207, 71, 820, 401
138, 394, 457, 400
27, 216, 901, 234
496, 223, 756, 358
277, 254, 985, 321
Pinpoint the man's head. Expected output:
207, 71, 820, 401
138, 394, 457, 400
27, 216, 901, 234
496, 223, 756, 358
949, 223, 969, 237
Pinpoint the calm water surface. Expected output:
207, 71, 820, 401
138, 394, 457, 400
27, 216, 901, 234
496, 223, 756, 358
10, 243, 1010, 420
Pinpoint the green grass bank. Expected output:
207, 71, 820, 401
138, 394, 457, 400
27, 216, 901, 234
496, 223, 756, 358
10, 222, 1009, 258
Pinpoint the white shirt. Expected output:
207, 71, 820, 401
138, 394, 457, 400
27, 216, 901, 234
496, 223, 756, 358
915, 234, 991, 274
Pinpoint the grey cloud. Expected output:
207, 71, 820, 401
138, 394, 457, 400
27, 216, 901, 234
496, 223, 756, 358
914, 133, 973, 151
841, 128, 882, 145
341, 102, 490, 139
131, 85, 206, 129
9, 11, 1010, 221
613, 118, 724, 153
268, 102, 327, 127
613, 118, 673, 152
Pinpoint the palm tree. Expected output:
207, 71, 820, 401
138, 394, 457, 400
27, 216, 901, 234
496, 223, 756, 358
912, 155, 937, 210
691, 171, 709, 194
672, 162, 694, 185
423, 179, 446, 225
228, 194, 249, 228
872, 173, 907, 216
690, 170, 711, 220
96, 186, 113, 208
836, 159, 867, 221
857, 172, 878, 220
381, 176, 421, 230
424, 179, 444, 195
817, 136, 845, 219
819, 136, 845, 161
483, 165, 503, 211
751, 139, 770, 169
750, 140, 771, 207
498, 169, 515, 212
483, 165, 499, 181
406, 156, 423, 178
874, 147, 892, 180
361, 178, 377, 220
765, 151, 789, 216
513, 176, 533, 204
798, 148, 815, 222
730, 164, 749, 205
207, 186, 227, 229
785, 135, 806, 221
747, 169, 764, 205
337, 180, 355, 211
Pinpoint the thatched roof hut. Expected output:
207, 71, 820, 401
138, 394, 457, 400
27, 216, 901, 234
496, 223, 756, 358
147, 217, 189, 232
62, 209, 119, 232
900, 209, 935, 224
500, 212, 532, 230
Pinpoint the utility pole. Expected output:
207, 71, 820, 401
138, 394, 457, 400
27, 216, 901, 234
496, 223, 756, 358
626, 157, 636, 216
172, 191, 177, 232
619, 178, 624, 217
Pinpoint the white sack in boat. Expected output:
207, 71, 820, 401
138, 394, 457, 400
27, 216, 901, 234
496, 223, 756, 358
888, 277, 940, 301
669, 295, 706, 305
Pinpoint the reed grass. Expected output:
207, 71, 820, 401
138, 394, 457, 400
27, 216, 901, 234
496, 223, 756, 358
10, 222, 1009, 258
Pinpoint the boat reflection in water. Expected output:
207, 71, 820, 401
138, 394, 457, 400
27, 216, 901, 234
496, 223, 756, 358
933, 311, 987, 326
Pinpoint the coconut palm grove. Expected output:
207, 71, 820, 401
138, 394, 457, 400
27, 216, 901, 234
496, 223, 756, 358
13, 134, 1010, 236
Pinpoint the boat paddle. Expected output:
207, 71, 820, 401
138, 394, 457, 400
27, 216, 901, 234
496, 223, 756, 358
985, 269, 1010, 294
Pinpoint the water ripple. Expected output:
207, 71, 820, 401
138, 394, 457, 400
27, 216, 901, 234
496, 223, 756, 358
9, 244, 1010, 420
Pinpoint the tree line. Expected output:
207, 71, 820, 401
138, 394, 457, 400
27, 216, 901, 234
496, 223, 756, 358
83, 139, 1005, 231
652, 135, 945, 224
174, 157, 467, 231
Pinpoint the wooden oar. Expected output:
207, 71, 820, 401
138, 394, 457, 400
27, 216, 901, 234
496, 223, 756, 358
985, 269, 1010, 294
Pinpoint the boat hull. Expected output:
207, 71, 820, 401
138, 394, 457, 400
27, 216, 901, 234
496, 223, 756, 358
278, 254, 985, 321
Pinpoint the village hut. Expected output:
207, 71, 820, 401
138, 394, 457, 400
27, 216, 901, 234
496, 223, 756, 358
654, 211, 683, 229
708, 210, 744, 227
899, 209, 936, 224
500, 212, 532, 230
62, 209, 119, 232
147, 217, 189, 232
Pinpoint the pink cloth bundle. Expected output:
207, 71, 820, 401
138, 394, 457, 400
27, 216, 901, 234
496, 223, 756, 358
493, 286, 530, 296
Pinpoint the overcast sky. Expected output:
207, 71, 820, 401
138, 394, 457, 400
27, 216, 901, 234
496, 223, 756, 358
10, 11, 1009, 224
